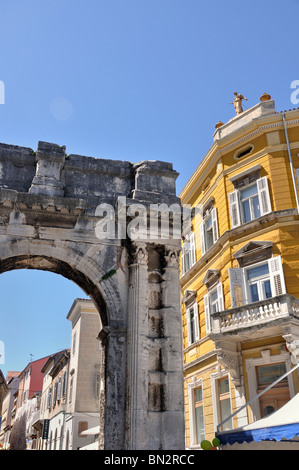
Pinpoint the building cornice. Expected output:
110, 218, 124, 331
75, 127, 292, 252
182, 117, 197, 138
181, 208, 299, 289
179, 107, 299, 204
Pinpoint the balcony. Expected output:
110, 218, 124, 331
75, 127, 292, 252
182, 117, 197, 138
210, 294, 299, 340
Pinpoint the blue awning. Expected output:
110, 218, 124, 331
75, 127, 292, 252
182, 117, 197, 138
217, 393, 299, 446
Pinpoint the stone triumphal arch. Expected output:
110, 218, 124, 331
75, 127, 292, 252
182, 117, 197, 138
0, 141, 185, 449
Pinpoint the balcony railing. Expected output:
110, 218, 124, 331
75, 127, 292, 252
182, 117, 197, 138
211, 294, 299, 335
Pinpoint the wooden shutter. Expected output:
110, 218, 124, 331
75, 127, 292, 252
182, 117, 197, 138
187, 303, 199, 345
200, 221, 206, 255
204, 294, 211, 335
268, 255, 286, 296
257, 177, 272, 215
193, 302, 200, 341
211, 207, 219, 243
186, 306, 191, 345
216, 282, 224, 311
57, 376, 62, 401
228, 190, 241, 228
190, 232, 196, 266
229, 267, 246, 307
181, 244, 186, 275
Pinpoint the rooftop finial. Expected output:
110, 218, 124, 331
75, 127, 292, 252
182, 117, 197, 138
260, 92, 271, 101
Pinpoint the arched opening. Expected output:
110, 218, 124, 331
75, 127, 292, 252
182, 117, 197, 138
0, 255, 109, 450
0, 254, 108, 325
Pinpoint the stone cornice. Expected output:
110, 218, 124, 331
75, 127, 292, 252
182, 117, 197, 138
180, 208, 299, 289
179, 110, 299, 204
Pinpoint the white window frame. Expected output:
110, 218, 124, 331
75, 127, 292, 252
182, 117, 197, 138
204, 282, 224, 335
229, 255, 286, 307
200, 207, 219, 255
188, 378, 205, 449
211, 369, 233, 433
229, 176, 272, 228
186, 302, 199, 345
246, 261, 272, 303
181, 231, 196, 275
246, 351, 294, 421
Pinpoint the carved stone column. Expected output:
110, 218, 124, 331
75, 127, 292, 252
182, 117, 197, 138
125, 242, 185, 450
125, 241, 149, 449
160, 246, 185, 449
98, 324, 127, 450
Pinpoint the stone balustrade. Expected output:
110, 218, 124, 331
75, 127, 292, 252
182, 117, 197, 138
211, 294, 299, 335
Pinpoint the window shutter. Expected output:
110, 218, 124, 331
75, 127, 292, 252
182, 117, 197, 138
228, 190, 241, 228
211, 207, 219, 243
194, 302, 200, 341
57, 376, 62, 401
257, 177, 272, 215
186, 306, 191, 345
216, 282, 224, 311
200, 222, 206, 255
229, 267, 246, 307
204, 293, 211, 335
181, 245, 186, 275
190, 232, 196, 266
268, 255, 286, 296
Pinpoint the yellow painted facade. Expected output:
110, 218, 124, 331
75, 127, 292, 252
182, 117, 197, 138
180, 97, 299, 448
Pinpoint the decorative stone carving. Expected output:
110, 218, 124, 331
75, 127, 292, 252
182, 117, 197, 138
283, 325, 299, 364
215, 341, 242, 387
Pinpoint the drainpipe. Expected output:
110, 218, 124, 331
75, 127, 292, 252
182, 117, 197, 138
282, 113, 299, 212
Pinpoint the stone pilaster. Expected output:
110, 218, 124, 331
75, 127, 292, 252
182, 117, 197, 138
125, 242, 149, 449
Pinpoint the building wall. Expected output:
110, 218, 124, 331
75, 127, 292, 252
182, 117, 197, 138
180, 100, 299, 448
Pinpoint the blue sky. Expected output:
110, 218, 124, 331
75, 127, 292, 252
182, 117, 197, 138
0, 0, 299, 377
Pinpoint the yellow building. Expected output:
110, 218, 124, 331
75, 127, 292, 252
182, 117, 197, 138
180, 95, 299, 449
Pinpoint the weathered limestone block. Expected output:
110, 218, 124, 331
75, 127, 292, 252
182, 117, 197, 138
0, 140, 184, 450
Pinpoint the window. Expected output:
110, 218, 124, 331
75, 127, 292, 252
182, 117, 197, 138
182, 232, 196, 275
217, 377, 232, 431
247, 263, 272, 302
188, 380, 205, 447
211, 371, 233, 432
229, 256, 286, 307
186, 303, 199, 345
72, 331, 76, 355
234, 144, 254, 160
240, 183, 261, 223
229, 176, 271, 228
200, 207, 219, 255
204, 283, 224, 335
69, 377, 73, 403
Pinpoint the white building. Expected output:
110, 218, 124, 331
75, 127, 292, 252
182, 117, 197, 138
37, 298, 102, 450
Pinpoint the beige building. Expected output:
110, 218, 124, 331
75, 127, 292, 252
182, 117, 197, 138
35, 298, 102, 450
65, 298, 102, 450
